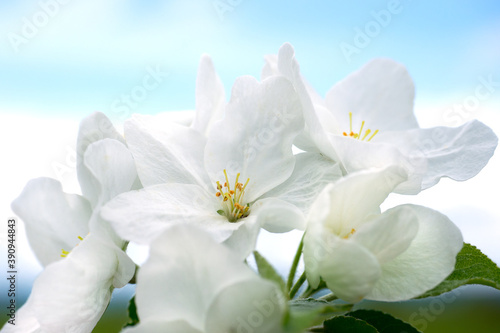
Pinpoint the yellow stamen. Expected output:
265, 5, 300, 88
349, 112, 353, 133
367, 129, 379, 142
361, 129, 371, 141
78, 236, 83, 241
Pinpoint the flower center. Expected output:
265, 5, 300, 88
342, 112, 379, 142
215, 169, 250, 222
342, 228, 356, 239
60, 235, 84, 258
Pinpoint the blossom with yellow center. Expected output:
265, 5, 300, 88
215, 170, 250, 222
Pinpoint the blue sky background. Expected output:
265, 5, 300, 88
0, 0, 499, 119
1, 1, 500, 327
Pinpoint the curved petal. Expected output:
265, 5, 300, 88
377, 119, 498, 191
252, 197, 305, 233
304, 223, 381, 303
124, 114, 210, 189
325, 58, 419, 132
77, 112, 125, 206
191, 54, 226, 136
135, 225, 261, 330
222, 215, 261, 260
11, 177, 91, 266
260, 152, 343, 214
205, 75, 304, 202
205, 279, 286, 333
308, 166, 407, 237
329, 134, 425, 194
353, 205, 419, 264
14, 235, 134, 333
101, 183, 240, 245
83, 139, 138, 207
367, 205, 463, 301
276, 43, 338, 161
123, 319, 202, 333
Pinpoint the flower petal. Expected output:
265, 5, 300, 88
308, 166, 407, 236
367, 205, 463, 301
11, 177, 91, 266
204, 75, 304, 201
260, 152, 343, 214
325, 58, 419, 132
252, 197, 306, 233
377, 119, 498, 191
135, 225, 261, 330
101, 183, 240, 245
77, 112, 125, 206
222, 215, 261, 260
124, 114, 210, 188
328, 134, 425, 194
191, 54, 226, 136
303, 224, 381, 303
276, 43, 339, 161
353, 205, 419, 264
83, 139, 138, 207
205, 279, 286, 333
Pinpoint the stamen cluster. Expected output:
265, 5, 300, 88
342, 112, 379, 142
216, 170, 250, 222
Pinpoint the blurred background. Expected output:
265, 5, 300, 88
1, 0, 499, 332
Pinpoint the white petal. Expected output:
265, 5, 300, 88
308, 167, 407, 236
261, 152, 343, 214
204, 75, 304, 202
16, 235, 133, 333
377, 119, 498, 191
261, 54, 278, 80
353, 205, 419, 264
252, 198, 306, 233
123, 320, 202, 333
222, 215, 261, 260
135, 225, 260, 330
367, 205, 463, 301
277, 43, 338, 161
191, 54, 226, 136
303, 225, 381, 303
325, 58, 419, 132
328, 134, 425, 194
205, 279, 286, 333
11, 177, 91, 266
77, 112, 125, 206
83, 139, 138, 207
124, 113, 210, 188
101, 184, 240, 245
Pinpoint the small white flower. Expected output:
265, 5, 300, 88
303, 166, 463, 303
122, 225, 286, 333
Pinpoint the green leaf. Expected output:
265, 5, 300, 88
323, 316, 378, 333
253, 251, 287, 295
418, 243, 500, 298
347, 310, 421, 333
123, 295, 140, 328
285, 298, 352, 333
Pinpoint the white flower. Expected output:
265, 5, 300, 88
122, 225, 286, 333
102, 75, 342, 258
266, 43, 498, 194
303, 166, 463, 303
7, 113, 138, 332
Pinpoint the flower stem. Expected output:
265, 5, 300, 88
318, 293, 338, 302
289, 272, 307, 299
286, 233, 305, 293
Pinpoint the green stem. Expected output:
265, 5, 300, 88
299, 285, 316, 299
286, 234, 305, 293
318, 293, 338, 302
289, 272, 307, 299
